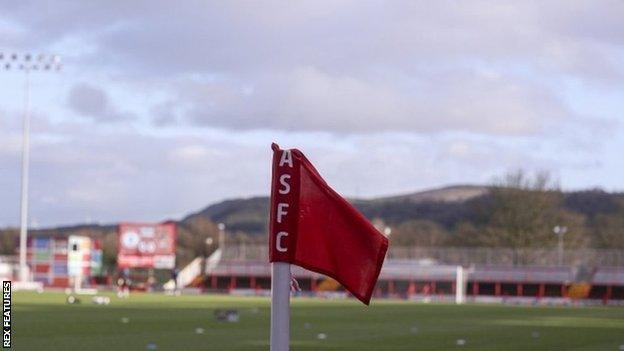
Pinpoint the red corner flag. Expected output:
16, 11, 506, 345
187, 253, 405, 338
269, 143, 388, 305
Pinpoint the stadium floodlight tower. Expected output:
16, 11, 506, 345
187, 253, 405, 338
0, 52, 62, 284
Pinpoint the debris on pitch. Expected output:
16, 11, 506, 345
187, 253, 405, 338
66, 295, 80, 304
214, 309, 240, 323
92, 296, 110, 305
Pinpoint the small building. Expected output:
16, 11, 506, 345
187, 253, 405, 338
25, 235, 102, 287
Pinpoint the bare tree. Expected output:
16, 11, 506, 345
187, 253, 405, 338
592, 198, 624, 249
456, 170, 589, 249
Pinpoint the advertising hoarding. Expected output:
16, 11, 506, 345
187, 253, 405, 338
117, 222, 176, 269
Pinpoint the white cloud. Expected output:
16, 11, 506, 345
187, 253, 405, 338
163, 66, 575, 135
2, 1, 621, 134
0, 1, 622, 226
67, 83, 134, 122
0, 120, 602, 226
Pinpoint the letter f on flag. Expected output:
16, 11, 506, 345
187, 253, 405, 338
269, 143, 389, 305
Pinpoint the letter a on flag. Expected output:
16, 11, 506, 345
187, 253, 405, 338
269, 143, 389, 305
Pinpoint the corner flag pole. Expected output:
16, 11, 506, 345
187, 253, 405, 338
270, 262, 290, 351
268, 143, 388, 349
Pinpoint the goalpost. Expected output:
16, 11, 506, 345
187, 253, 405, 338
388, 261, 468, 304
455, 265, 466, 304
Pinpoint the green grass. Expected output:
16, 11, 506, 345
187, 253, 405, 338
12, 292, 624, 350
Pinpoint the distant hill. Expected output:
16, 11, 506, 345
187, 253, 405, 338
183, 196, 270, 234
372, 185, 488, 203
181, 186, 624, 237
9, 185, 624, 240
181, 185, 488, 235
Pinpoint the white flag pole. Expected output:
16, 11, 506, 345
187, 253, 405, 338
271, 262, 291, 351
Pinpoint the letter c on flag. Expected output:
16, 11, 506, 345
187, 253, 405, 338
276, 231, 288, 252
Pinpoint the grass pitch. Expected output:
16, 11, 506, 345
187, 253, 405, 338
12, 292, 624, 350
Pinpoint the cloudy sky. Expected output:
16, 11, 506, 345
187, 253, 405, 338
1, 1, 623, 227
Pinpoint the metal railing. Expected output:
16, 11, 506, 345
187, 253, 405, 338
220, 245, 624, 267
386, 247, 624, 267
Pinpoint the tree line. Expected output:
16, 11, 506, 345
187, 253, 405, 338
388, 171, 624, 250
1, 170, 622, 271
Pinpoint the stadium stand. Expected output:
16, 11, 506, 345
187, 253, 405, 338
198, 245, 624, 304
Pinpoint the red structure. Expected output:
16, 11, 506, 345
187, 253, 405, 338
118, 222, 176, 269
197, 246, 624, 304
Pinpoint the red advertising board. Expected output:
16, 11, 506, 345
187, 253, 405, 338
117, 222, 176, 269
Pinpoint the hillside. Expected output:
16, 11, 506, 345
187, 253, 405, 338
372, 185, 488, 203
1, 185, 486, 240
182, 185, 488, 235
3, 185, 623, 251
179, 186, 624, 250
